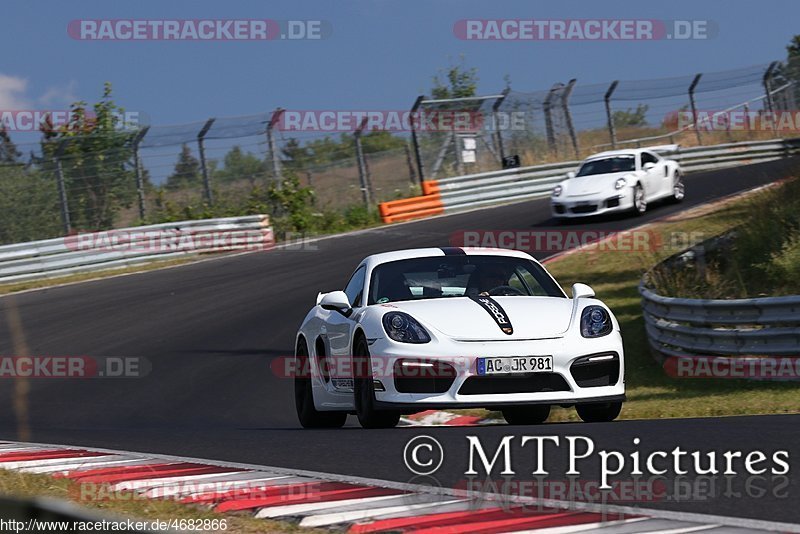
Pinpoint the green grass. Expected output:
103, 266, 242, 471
0, 468, 323, 533
457, 188, 800, 423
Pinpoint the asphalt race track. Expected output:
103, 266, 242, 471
1, 157, 799, 524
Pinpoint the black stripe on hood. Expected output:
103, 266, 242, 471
469, 295, 514, 335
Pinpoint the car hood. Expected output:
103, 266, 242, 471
385, 296, 574, 340
565, 172, 631, 197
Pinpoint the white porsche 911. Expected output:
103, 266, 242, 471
551, 146, 684, 220
294, 247, 625, 429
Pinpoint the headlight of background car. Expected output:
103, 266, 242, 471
580, 306, 613, 338
382, 312, 431, 343
614, 177, 627, 190
552, 185, 563, 197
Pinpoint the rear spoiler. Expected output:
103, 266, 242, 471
649, 144, 680, 154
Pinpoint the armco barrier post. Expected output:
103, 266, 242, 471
688, 74, 703, 145
197, 118, 216, 205
604, 80, 619, 149
133, 126, 150, 221
53, 140, 71, 235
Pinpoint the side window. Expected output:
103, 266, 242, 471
344, 266, 366, 308
641, 152, 658, 166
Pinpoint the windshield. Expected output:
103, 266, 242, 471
576, 155, 636, 176
368, 255, 565, 304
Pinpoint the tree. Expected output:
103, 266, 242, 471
214, 145, 267, 183
39, 83, 137, 231
0, 125, 21, 164
431, 59, 478, 100
165, 144, 201, 190
612, 104, 649, 128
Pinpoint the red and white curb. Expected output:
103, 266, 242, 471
0, 441, 797, 533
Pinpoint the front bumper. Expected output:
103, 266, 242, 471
551, 189, 635, 218
368, 333, 625, 409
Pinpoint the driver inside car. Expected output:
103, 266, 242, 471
475, 267, 509, 296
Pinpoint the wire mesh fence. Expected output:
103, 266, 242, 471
0, 57, 798, 245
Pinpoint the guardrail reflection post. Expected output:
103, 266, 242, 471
132, 126, 150, 221
354, 117, 373, 208
562, 79, 579, 159
604, 80, 619, 149
53, 140, 71, 235
688, 73, 703, 145
410, 95, 426, 184
267, 108, 284, 188
197, 118, 216, 205
492, 88, 510, 162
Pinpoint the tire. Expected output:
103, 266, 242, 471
353, 336, 400, 429
633, 184, 647, 216
502, 404, 550, 425
576, 401, 622, 423
671, 172, 685, 203
294, 340, 347, 429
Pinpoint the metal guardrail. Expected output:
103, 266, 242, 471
435, 137, 800, 212
639, 234, 800, 379
0, 215, 273, 284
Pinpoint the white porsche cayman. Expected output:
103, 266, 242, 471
294, 247, 624, 429
551, 147, 684, 220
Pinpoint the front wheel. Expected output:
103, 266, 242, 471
502, 404, 550, 425
671, 173, 685, 203
353, 337, 400, 429
576, 401, 622, 423
633, 184, 647, 216
294, 341, 347, 429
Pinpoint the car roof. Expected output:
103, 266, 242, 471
362, 247, 537, 269
586, 144, 678, 161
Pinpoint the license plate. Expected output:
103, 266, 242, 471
477, 356, 553, 375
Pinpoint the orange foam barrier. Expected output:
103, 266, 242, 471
378, 180, 443, 223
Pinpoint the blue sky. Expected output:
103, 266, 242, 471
1, 0, 798, 131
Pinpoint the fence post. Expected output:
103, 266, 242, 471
267, 108, 284, 187
410, 95, 426, 184
354, 117, 372, 208
688, 73, 703, 145
543, 84, 560, 157
53, 140, 71, 235
197, 118, 216, 205
403, 143, 417, 184
492, 88, 510, 162
604, 80, 619, 149
562, 78, 579, 159
132, 126, 150, 221
763, 61, 779, 135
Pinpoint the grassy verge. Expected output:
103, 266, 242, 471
0, 468, 322, 533
458, 185, 800, 423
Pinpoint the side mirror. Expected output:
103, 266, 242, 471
566, 171, 576, 179
572, 283, 595, 299
643, 162, 656, 171
319, 290, 351, 312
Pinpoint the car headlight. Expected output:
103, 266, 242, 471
552, 185, 563, 197
382, 312, 431, 343
580, 306, 612, 338
614, 177, 627, 190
